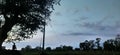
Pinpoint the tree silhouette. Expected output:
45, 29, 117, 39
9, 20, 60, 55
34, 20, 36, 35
115, 34, 120, 51
46, 47, 52, 51
54, 47, 62, 51
62, 45, 73, 51
103, 39, 115, 51
23, 45, 32, 51
80, 40, 90, 50
0, 0, 60, 49
89, 40, 95, 50
95, 38, 102, 50
103, 35, 120, 51
80, 39, 103, 51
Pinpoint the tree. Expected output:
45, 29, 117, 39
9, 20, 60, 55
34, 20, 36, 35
80, 40, 90, 50
103, 39, 115, 51
95, 38, 102, 50
88, 40, 95, 50
22, 45, 32, 51
34, 46, 42, 51
103, 34, 120, 51
0, 0, 60, 49
62, 45, 73, 51
54, 47, 62, 51
46, 47, 51, 51
114, 34, 120, 51
74, 48, 80, 51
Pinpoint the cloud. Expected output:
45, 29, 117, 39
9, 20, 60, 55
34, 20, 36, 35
82, 22, 104, 30
84, 6, 90, 12
97, 15, 114, 24
73, 9, 80, 14
54, 12, 62, 16
78, 21, 120, 36
62, 32, 97, 36
115, 21, 120, 28
80, 16, 88, 20
76, 15, 120, 31
81, 22, 119, 31
74, 16, 88, 22
66, 8, 80, 15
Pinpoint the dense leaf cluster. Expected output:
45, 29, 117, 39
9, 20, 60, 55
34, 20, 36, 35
0, 0, 60, 41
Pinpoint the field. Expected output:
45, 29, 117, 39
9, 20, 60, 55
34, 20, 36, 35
21, 51, 120, 55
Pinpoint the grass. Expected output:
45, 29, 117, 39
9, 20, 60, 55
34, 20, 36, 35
21, 51, 120, 55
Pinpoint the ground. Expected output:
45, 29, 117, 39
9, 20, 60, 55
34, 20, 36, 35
21, 51, 120, 55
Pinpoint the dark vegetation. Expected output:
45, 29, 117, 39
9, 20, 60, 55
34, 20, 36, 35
19, 34, 120, 55
0, 0, 59, 55
1, 35, 120, 55
0, 50, 21, 55
0, 0, 60, 50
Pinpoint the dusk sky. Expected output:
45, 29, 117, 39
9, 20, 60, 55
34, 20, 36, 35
3, 0, 120, 50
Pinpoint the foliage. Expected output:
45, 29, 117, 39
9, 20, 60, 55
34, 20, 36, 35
0, 0, 60, 41
103, 34, 120, 51
96, 38, 101, 49
46, 47, 52, 51
0, 0, 60, 48
53, 45, 73, 51
74, 48, 80, 51
79, 39, 101, 51
21, 45, 32, 52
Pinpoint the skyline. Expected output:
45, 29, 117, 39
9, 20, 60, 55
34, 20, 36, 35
3, 0, 120, 50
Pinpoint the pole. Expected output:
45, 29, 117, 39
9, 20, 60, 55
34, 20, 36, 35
42, 20, 46, 51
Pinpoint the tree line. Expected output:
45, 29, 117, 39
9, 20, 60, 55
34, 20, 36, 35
21, 34, 120, 52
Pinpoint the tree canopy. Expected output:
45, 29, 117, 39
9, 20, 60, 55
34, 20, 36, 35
0, 0, 60, 48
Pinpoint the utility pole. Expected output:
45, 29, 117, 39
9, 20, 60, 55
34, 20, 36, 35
42, 19, 46, 51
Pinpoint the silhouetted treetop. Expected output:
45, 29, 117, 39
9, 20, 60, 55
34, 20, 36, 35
0, 0, 60, 49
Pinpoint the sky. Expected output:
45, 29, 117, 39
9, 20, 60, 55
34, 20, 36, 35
3, 0, 120, 50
